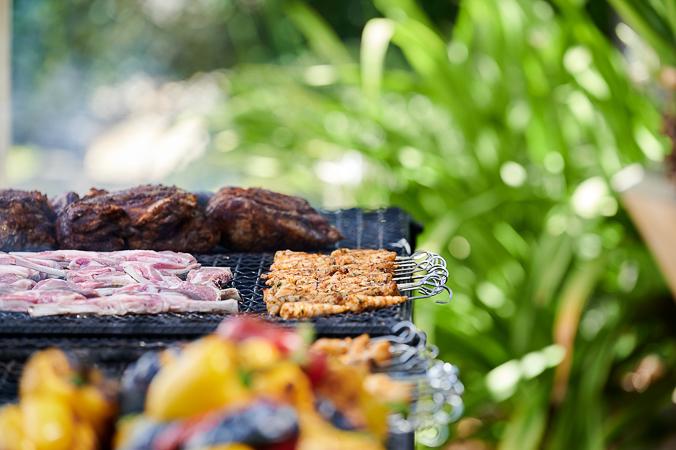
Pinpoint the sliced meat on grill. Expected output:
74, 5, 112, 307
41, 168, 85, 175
207, 187, 342, 251
0, 189, 56, 251
56, 185, 219, 252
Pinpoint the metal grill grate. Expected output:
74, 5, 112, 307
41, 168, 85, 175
0, 208, 417, 337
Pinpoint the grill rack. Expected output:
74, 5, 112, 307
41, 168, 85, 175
0, 321, 463, 442
0, 208, 421, 337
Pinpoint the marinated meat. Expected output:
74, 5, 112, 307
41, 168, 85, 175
263, 249, 404, 318
311, 334, 392, 369
207, 187, 342, 251
0, 190, 56, 251
56, 185, 219, 252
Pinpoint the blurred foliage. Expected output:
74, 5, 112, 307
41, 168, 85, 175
10, 0, 676, 448
188, 0, 676, 448
609, 0, 676, 67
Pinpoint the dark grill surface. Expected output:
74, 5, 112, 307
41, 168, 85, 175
0, 207, 421, 449
0, 208, 416, 337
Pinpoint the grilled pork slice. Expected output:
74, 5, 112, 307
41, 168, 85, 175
56, 185, 219, 252
0, 190, 56, 251
28, 293, 238, 317
207, 187, 343, 251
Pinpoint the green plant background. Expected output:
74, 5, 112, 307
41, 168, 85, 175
9, 0, 676, 448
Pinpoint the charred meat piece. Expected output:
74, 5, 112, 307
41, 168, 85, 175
0, 189, 56, 251
56, 188, 130, 251
114, 185, 218, 252
49, 191, 80, 216
207, 187, 342, 251
56, 185, 219, 252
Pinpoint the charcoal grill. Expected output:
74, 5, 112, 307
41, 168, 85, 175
0, 321, 463, 449
0, 207, 461, 450
0, 208, 432, 337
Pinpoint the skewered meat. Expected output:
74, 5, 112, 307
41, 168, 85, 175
56, 185, 219, 252
264, 248, 404, 318
311, 334, 391, 369
330, 248, 397, 266
207, 187, 342, 251
278, 302, 350, 319
277, 295, 407, 319
0, 189, 56, 251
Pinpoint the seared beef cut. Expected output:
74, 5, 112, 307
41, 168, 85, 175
56, 189, 130, 251
0, 190, 56, 251
207, 187, 342, 251
112, 185, 218, 252
56, 185, 219, 252
50, 191, 80, 216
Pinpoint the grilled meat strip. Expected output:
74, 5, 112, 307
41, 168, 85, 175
56, 185, 219, 252
274, 295, 407, 318
207, 187, 342, 251
330, 248, 397, 265
0, 190, 56, 251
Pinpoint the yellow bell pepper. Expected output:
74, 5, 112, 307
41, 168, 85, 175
0, 404, 30, 450
21, 396, 75, 450
19, 349, 77, 406
205, 445, 255, 450
145, 336, 249, 420
251, 360, 314, 411
296, 411, 385, 450
237, 337, 282, 370
73, 385, 114, 435
71, 422, 97, 450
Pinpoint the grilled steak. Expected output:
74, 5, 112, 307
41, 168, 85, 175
0, 189, 56, 251
55, 189, 130, 251
56, 185, 219, 252
207, 187, 342, 251
49, 191, 81, 216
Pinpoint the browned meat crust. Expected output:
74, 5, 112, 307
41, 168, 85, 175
56, 185, 219, 252
55, 189, 130, 251
264, 249, 405, 318
0, 189, 56, 251
207, 187, 342, 251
